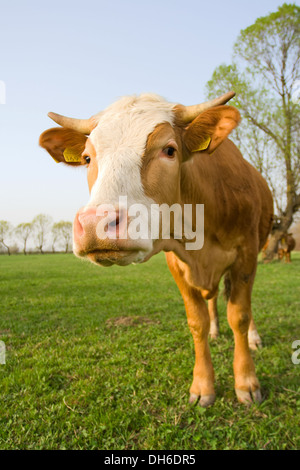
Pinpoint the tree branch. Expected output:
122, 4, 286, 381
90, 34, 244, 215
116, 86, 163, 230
243, 110, 285, 152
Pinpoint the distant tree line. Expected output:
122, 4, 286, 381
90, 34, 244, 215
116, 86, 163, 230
0, 215, 73, 255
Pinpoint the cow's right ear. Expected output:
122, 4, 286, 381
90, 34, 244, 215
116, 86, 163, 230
39, 128, 88, 165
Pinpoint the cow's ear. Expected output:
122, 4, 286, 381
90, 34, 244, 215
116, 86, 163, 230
39, 128, 87, 165
183, 106, 240, 156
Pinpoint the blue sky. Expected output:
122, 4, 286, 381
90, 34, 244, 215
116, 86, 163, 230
0, 0, 287, 225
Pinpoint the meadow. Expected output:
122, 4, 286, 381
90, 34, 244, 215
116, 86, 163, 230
0, 252, 299, 450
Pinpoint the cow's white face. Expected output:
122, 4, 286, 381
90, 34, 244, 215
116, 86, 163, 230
39, 93, 240, 267
89, 95, 175, 207
76, 95, 176, 265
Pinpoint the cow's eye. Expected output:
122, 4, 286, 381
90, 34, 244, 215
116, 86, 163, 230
163, 146, 176, 157
84, 156, 91, 164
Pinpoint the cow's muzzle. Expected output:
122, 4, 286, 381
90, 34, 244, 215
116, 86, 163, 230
73, 206, 151, 266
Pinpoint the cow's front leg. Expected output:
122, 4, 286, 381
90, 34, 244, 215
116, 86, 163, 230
165, 253, 215, 407
227, 271, 262, 405
184, 288, 215, 407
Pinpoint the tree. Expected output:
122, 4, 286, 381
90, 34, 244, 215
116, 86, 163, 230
52, 221, 73, 253
206, 4, 300, 259
0, 220, 12, 255
51, 224, 60, 252
32, 214, 52, 253
15, 222, 33, 255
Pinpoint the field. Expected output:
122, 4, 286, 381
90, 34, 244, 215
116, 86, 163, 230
0, 252, 299, 450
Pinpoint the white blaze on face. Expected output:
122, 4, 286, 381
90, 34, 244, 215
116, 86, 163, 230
87, 94, 175, 251
89, 94, 175, 207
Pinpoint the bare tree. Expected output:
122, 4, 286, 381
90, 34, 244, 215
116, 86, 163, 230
52, 221, 73, 253
15, 222, 33, 255
0, 220, 12, 255
51, 224, 60, 252
32, 214, 52, 253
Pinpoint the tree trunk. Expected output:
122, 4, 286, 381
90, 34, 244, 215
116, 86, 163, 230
2, 242, 11, 256
264, 231, 281, 260
264, 215, 293, 261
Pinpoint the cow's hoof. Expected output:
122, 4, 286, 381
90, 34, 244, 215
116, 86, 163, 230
235, 388, 262, 405
189, 393, 199, 404
209, 332, 219, 341
209, 322, 219, 340
199, 394, 216, 408
248, 330, 263, 351
189, 393, 215, 408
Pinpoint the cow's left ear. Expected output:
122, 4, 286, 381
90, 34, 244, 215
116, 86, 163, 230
183, 106, 240, 155
39, 127, 87, 165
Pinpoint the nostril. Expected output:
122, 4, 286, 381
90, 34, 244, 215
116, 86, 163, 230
108, 212, 120, 229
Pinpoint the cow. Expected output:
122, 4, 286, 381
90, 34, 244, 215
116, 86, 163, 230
39, 92, 273, 407
278, 233, 296, 263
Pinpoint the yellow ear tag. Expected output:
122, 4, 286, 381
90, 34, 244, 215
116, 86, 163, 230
63, 148, 81, 163
193, 136, 211, 152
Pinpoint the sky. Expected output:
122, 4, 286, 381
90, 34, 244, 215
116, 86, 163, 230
0, 0, 289, 226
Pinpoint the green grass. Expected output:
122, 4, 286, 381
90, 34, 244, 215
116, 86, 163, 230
0, 252, 299, 450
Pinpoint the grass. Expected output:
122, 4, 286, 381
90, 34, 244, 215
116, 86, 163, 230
0, 252, 299, 450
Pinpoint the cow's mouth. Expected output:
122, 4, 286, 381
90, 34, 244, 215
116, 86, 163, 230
87, 249, 132, 256
85, 248, 146, 266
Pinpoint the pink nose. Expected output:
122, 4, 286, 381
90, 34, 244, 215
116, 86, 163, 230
73, 206, 127, 246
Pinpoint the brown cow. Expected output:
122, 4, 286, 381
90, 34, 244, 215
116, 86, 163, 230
39, 92, 273, 407
278, 234, 296, 263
